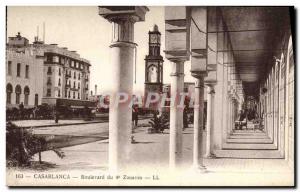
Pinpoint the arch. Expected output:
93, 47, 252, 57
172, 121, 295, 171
15, 85, 22, 93
15, 85, 21, 104
6, 83, 13, 104
24, 86, 30, 94
6, 83, 13, 93
24, 86, 30, 105
147, 65, 158, 83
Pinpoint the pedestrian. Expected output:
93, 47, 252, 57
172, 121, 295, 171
132, 105, 138, 127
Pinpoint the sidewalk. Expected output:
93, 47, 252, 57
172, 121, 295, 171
24, 125, 294, 186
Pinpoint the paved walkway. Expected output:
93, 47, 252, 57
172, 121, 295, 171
6, 120, 294, 186
13, 125, 292, 186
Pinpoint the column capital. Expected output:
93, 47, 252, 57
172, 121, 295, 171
194, 76, 205, 88
191, 71, 207, 79
164, 50, 190, 63
207, 86, 216, 94
205, 81, 217, 87
99, 6, 149, 22
99, 6, 149, 43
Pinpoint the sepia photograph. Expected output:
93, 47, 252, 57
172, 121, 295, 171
5, 5, 295, 187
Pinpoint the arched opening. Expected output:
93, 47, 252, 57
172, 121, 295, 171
6, 83, 13, 104
24, 86, 30, 106
15, 85, 22, 104
147, 65, 158, 83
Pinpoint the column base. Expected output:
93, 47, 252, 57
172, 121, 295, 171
205, 153, 216, 159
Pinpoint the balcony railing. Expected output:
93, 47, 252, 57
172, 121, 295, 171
65, 74, 71, 78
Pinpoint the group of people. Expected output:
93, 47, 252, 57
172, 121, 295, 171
236, 108, 260, 130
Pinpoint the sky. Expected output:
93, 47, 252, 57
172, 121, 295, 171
7, 6, 194, 95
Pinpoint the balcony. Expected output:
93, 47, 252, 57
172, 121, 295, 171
65, 74, 71, 78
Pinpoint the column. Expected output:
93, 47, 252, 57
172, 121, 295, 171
169, 60, 185, 169
99, 6, 148, 173
192, 75, 206, 171
165, 6, 190, 169
205, 84, 216, 158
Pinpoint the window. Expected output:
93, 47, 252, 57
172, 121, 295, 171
68, 91, 70, 98
6, 83, 13, 104
78, 73, 81, 80
60, 57, 65, 65
7, 61, 12, 75
47, 77, 52, 85
46, 54, 52, 62
73, 81, 76, 88
25, 65, 29, 78
58, 89, 61, 97
59, 68, 61, 76
78, 92, 80, 99
47, 67, 52, 75
46, 88, 51, 97
74, 71, 76, 79
78, 82, 80, 89
17, 63, 21, 77
58, 78, 61, 86
24, 86, 30, 105
73, 91, 75, 99
15, 85, 21, 104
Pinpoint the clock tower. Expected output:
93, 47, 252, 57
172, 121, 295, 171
145, 24, 164, 99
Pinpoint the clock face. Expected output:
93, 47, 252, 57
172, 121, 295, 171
150, 35, 158, 43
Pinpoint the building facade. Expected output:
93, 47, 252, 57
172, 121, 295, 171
6, 33, 91, 108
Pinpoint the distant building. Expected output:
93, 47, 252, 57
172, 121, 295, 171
6, 32, 92, 108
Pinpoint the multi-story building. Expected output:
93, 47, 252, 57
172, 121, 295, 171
6, 32, 92, 108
